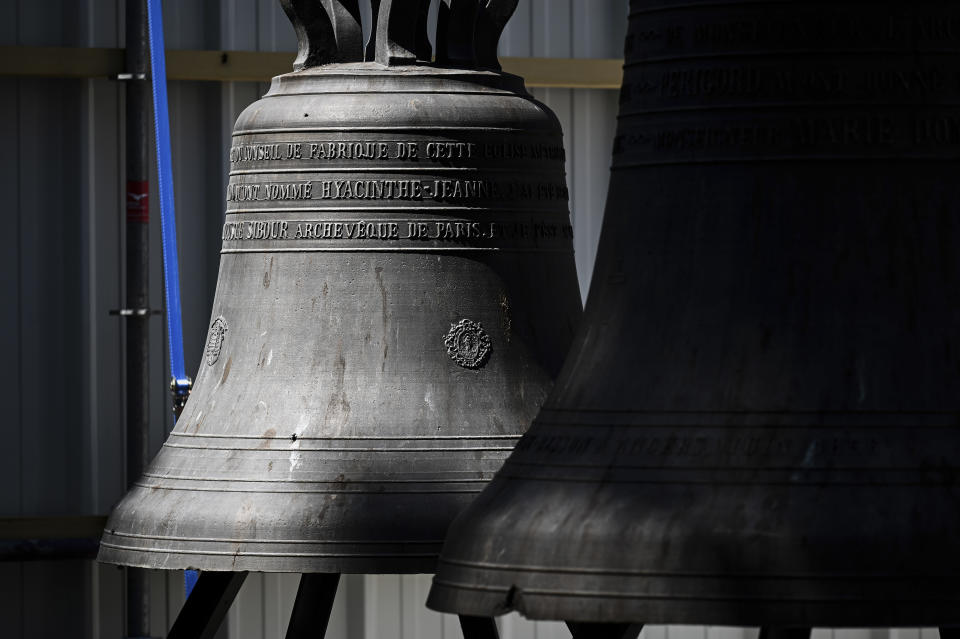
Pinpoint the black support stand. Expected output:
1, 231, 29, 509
567, 622, 644, 639
759, 628, 811, 639
167, 572, 248, 639
460, 615, 501, 639
164, 576, 656, 639
285, 573, 342, 639
164, 571, 511, 639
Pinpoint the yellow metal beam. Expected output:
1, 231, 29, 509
166, 49, 292, 82
504, 56, 623, 89
0, 46, 622, 89
0, 46, 124, 79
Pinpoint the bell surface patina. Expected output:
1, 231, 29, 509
99, 0, 581, 574
429, 0, 960, 627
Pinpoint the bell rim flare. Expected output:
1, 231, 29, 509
426, 413, 960, 626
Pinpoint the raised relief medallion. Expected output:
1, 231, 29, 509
444, 319, 492, 369
206, 316, 228, 366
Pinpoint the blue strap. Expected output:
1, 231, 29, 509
146, 0, 197, 598
183, 568, 200, 599
146, 0, 189, 396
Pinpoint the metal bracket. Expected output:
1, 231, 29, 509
114, 72, 147, 80
110, 308, 162, 317
170, 376, 193, 419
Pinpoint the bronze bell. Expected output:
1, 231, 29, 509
428, 0, 960, 632
99, 0, 581, 577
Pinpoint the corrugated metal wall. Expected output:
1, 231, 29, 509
0, 1, 939, 638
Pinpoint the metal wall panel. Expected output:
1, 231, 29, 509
0, 72, 24, 639
3, 0, 128, 634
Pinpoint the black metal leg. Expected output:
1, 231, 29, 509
460, 615, 500, 639
167, 571, 248, 639
759, 628, 811, 639
567, 621, 643, 639
285, 573, 341, 639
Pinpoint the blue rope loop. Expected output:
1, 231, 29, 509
147, 0, 195, 599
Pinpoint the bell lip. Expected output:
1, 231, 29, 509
427, 408, 960, 627
426, 575, 960, 627
96, 543, 442, 575
426, 577, 513, 618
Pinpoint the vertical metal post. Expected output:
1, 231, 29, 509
459, 616, 500, 639
759, 629, 811, 639
124, 0, 151, 637
566, 622, 644, 639
284, 573, 341, 639
167, 572, 249, 639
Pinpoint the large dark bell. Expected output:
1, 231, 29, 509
429, 0, 960, 626
98, 0, 581, 574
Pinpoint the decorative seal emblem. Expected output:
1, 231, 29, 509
444, 319, 492, 369
205, 316, 228, 366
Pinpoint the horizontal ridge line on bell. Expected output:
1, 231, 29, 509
99, 542, 438, 559
538, 408, 960, 414
536, 408, 959, 425
233, 126, 541, 136
169, 433, 520, 440
489, 476, 951, 487
130, 482, 485, 494
430, 578, 960, 603
263, 88, 523, 98
618, 102, 960, 118
627, 1, 808, 19
161, 443, 515, 452
265, 91, 521, 97
624, 49, 960, 67
533, 420, 958, 429
221, 247, 574, 254
106, 530, 444, 545
500, 460, 949, 472
436, 557, 960, 580
141, 472, 497, 484
224, 206, 568, 214
611, 156, 960, 168
228, 167, 560, 176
